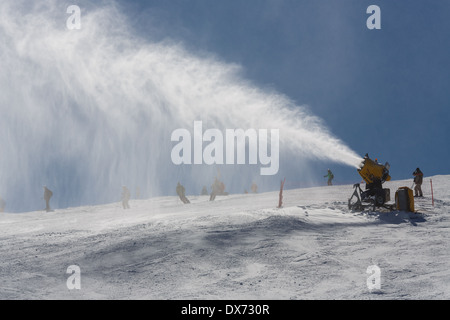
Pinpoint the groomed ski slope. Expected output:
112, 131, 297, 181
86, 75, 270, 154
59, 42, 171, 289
0, 176, 449, 300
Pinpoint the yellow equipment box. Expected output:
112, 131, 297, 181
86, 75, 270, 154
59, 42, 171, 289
395, 187, 414, 212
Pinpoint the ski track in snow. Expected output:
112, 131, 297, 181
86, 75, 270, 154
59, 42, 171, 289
0, 176, 449, 299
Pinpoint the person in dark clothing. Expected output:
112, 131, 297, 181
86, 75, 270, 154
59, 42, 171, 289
413, 168, 424, 197
43, 186, 53, 212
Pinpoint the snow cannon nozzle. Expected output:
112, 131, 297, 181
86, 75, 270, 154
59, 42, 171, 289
357, 155, 391, 185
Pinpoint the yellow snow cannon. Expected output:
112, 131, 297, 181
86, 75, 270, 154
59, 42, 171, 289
348, 155, 394, 211
357, 157, 391, 185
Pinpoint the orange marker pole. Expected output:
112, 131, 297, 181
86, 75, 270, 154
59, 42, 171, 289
430, 179, 434, 207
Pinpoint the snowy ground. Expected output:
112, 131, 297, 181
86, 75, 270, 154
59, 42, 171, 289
0, 176, 449, 300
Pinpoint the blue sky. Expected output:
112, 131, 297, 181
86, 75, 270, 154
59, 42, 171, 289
118, 0, 450, 183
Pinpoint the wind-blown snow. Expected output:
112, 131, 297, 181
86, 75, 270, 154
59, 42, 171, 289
0, 175, 448, 299
0, 0, 361, 212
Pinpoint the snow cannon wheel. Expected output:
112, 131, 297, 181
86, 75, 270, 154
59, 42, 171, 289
375, 194, 385, 206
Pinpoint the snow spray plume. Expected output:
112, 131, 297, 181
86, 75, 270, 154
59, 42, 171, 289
0, 0, 362, 212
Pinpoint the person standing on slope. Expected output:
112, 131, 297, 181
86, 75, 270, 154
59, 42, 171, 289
210, 177, 221, 201
324, 169, 334, 186
176, 182, 190, 204
0, 196, 5, 212
121, 186, 131, 209
43, 186, 53, 212
201, 186, 208, 196
413, 168, 424, 197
